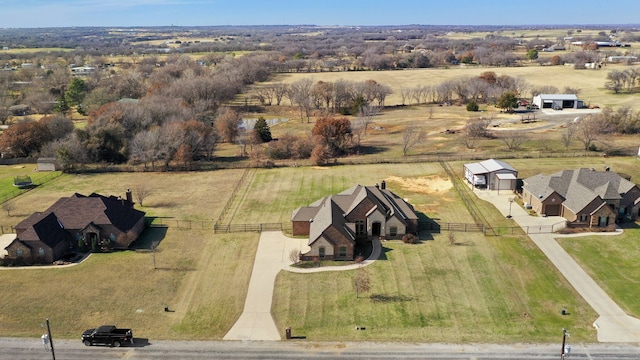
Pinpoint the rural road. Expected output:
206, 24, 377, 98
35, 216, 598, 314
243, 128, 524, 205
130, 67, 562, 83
2, 337, 640, 359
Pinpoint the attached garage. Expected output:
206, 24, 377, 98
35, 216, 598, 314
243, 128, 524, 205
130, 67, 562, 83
545, 204, 562, 216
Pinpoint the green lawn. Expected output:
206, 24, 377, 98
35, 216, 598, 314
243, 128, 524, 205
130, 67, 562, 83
0, 170, 62, 203
2, 158, 638, 342
273, 232, 597, 342
557, 226, 640, 318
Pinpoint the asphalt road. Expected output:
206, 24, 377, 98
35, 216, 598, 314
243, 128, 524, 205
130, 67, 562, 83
3, 338, 640, 360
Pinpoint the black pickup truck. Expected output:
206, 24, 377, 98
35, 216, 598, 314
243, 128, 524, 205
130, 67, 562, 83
81, 325, 133, 347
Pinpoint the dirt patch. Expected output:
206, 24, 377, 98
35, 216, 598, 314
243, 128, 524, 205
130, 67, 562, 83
311, 166, 329, 170
387, 175, 453, 194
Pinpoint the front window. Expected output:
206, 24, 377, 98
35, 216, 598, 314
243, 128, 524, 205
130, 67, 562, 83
319, 247, 325, 259
599, 216, 609, 227
16, 249, 23, 257
579, 214, 588, 222
38, 248, 45, 256
339, 246, 347, 257
355, 220, 366, 236
390, 226, 398, 236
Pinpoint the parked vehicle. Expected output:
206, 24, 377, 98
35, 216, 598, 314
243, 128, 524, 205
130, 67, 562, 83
81, 325, 133, 347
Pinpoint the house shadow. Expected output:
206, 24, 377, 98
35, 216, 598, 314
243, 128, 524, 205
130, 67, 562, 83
130, 226, 168, 250
377, 246, 393, 260
619, 222, 640, 230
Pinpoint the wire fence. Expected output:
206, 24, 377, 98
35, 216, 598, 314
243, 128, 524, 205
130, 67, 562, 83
440, 160, 495, 235
1, 171, 63, 204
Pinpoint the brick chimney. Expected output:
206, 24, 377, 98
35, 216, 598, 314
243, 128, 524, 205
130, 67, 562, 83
126, 189, 133, 206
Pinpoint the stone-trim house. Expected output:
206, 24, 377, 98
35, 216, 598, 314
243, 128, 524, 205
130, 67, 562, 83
4, 191, 146, 264
522, 168, 640, 230
291, 181, 418, 261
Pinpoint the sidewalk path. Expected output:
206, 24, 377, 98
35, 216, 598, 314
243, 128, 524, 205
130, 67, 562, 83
224, 232, 381, 341
476, 189, 640, 342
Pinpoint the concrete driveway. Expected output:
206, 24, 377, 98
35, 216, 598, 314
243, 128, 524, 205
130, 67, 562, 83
476, 189, 640, 342
224, 232, 382, 341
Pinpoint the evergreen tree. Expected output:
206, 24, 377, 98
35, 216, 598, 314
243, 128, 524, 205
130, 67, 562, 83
253, 116, 272, 142
65, 78, 88, 106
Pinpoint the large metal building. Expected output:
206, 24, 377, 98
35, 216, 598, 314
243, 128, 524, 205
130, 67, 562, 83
464, 159, 518, 191
533, 94, 583, 110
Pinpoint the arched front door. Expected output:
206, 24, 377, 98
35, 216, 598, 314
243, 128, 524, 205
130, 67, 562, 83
371, 222, 381, 237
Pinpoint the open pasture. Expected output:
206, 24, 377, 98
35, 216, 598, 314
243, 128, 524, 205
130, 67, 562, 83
260, 64, 639, 110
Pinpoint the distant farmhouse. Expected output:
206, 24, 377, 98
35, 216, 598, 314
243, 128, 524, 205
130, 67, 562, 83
522, 168, 640, 230
532, 94, 583, 110
4, 191, 146, 265
291, 182, 418, 261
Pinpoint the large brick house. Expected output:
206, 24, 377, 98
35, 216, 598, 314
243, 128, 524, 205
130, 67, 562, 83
291, 181, 418, 261
522, 168, 640, 230
4, 191, 146, 265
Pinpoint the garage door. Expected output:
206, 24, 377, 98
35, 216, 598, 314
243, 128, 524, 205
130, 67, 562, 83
545, 204, 561, 216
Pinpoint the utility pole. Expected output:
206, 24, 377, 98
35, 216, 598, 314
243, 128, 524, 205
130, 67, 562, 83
45, 318, 56, 360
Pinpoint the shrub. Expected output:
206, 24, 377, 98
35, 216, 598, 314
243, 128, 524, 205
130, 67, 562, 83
402, 233, 418, 244
466, 100, 479, 112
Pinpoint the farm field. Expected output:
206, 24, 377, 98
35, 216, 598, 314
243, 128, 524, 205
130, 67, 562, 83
256, 64, 639, 111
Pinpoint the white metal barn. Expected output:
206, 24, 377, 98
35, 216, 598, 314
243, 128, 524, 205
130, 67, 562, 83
463, 159, 518, 191
533, 94, 582, 110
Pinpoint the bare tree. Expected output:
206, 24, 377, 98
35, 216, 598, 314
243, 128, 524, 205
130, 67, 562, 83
448, 231, 456, 246
356, 104, 382, 136
2, 201, 15, 217
353, 267, 371, 299
561, 122, 577, 150
401, 125, 426, 157
605, 70, 626, 94
464, 117, 492, 139
288, 78, 314, 122
215, 107, 241, 143
133, 183, 152, 207
501, 132, 527, 151
576, 114, 607, 150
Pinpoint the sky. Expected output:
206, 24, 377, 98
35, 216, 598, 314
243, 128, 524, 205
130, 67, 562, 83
3, 0, 640, 28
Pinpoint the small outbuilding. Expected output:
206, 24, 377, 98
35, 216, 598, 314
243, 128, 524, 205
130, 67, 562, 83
533, 94, 583, 110
464, 159, 518, 191
37, 158, 58, 171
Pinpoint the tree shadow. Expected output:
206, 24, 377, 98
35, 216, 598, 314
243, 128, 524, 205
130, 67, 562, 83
370, 294, 414, 303
452, 241, 476, 246
352, 145, 387, 156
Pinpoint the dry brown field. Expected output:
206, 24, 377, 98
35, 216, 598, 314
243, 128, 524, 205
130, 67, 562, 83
259, 64, 639, 110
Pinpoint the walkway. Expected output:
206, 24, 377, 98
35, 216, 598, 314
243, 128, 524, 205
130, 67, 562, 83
224, 232, 381, 341
476, 190, 640, 342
